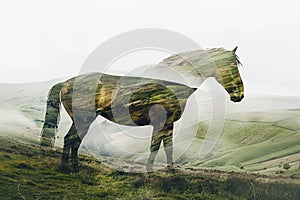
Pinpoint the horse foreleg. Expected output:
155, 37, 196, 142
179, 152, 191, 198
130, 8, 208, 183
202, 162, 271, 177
147, 133, 164, 172
163, 130, 173, 165
162, 130, 175, 173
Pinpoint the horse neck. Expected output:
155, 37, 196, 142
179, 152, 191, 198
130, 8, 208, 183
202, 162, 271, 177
189, 63, 218, 88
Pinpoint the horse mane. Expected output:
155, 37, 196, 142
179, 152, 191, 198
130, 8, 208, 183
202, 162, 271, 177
207, 48, 242, 67
159, 47, 242, 69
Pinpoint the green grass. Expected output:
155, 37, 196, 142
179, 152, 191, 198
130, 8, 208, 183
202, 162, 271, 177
1, 136, 300, 199
188, 111, 300, 174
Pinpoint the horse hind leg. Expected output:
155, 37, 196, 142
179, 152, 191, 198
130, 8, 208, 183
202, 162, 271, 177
70, 118, 95, 172
65, 125, 84, 173
60, 123, 77, 171
60, 122, 84, 173
70, 136, 81, 172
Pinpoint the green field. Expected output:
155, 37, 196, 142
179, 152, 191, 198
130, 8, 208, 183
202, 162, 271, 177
191, 110, 300, 174
1, 136, 300, 199
1, 81, 300, 199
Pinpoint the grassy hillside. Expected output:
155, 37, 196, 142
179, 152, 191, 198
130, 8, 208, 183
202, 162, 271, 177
1, 136, 300, 200
1, 80, 300, 175
185, 109, 300, 174
2, 80, 300, 198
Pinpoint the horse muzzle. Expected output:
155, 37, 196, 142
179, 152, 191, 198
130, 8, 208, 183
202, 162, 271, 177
230, 94, 244, 102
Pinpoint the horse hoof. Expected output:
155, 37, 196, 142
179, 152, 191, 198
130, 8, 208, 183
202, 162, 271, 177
146, 164, 153, 173
58, 164, 70, 173
166, 168, 175, 174
166, 163, 175, 174
72, 165, 79, 173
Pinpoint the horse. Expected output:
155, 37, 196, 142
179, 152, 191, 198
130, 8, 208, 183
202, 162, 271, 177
40, 47, 244, 172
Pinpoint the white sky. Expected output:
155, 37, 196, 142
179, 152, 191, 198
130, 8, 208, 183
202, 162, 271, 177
0, 0, 300, 95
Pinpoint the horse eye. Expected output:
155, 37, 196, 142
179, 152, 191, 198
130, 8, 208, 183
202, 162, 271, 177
227, 87, 234, 93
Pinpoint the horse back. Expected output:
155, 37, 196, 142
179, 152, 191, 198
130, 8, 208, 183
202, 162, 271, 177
60, 73, 194, 126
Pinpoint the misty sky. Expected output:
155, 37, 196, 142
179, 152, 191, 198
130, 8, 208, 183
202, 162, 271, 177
0, 0, 300, 96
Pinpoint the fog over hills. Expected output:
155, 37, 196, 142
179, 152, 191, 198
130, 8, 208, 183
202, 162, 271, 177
1, 78, 300, 173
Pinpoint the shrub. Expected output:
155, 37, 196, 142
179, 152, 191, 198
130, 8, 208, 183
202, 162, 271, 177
283, 163, 291, 170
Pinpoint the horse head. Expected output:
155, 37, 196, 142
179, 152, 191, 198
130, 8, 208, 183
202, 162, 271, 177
213, 47, 244, 103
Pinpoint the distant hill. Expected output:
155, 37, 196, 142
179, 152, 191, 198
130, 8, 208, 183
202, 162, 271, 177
184, 109, 300, 175
1, 78, 300, 175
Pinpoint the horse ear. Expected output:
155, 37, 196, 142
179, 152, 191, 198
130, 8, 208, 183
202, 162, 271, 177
232, 46, 238, 53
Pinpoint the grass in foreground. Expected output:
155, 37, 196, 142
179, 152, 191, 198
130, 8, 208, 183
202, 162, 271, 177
1, 136, 300, 200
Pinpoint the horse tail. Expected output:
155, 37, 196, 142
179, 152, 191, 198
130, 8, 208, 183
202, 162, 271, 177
40, 82, 64, 147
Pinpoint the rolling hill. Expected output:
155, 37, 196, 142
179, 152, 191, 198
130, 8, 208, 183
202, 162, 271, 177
0, 78, 300, 175
1, 78, 300, 199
